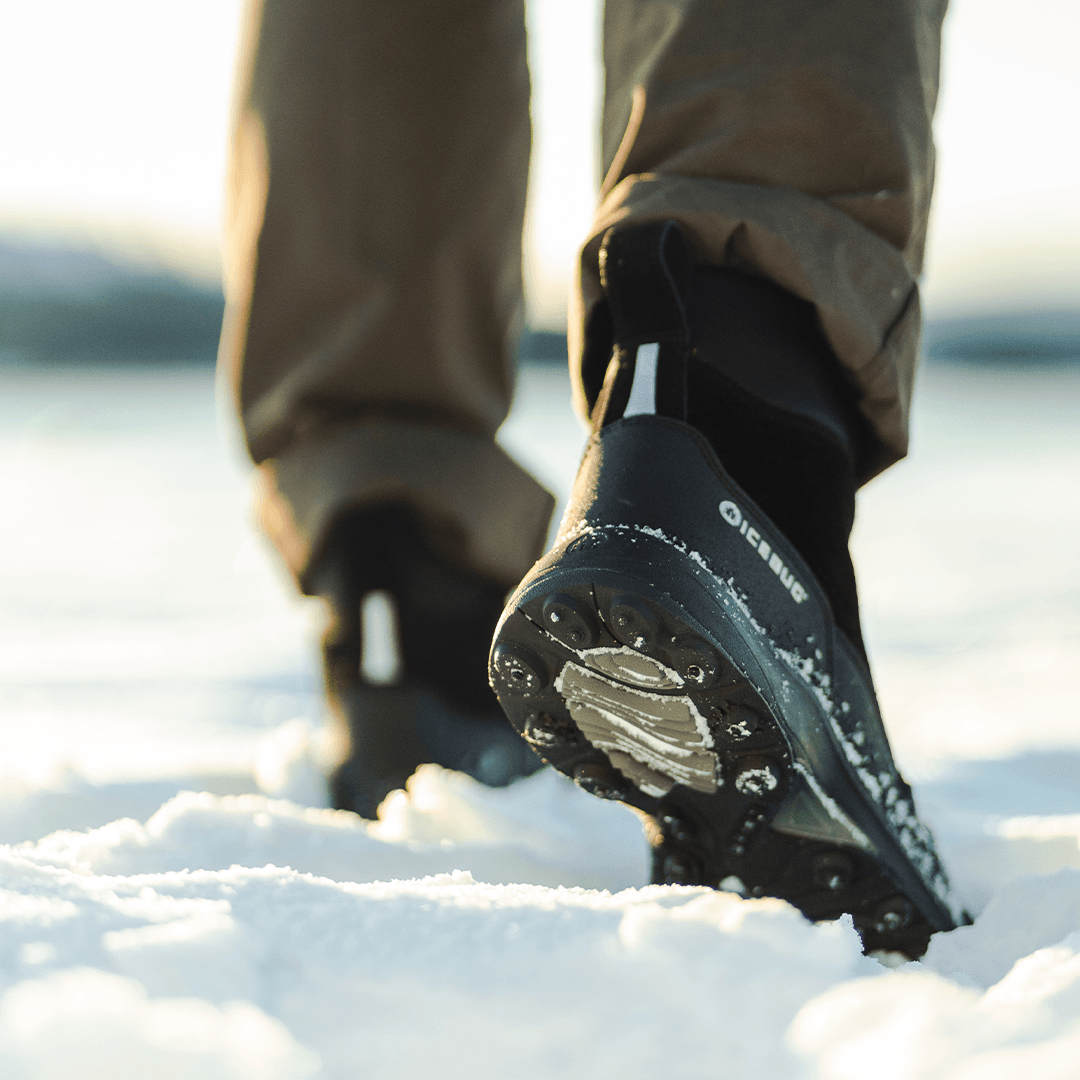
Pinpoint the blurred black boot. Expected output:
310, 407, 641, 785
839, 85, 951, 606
310, 504, 543, 818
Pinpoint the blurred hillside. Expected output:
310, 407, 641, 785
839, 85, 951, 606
923, 311, 1080, 363
0, 238, 224, 364
1, 237, 1077, 368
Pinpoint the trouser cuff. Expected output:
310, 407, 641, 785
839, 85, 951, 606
572, 174, 922, 481
255, 419, 556, 593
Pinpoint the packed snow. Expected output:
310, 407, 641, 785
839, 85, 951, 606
0, 357, 1078, 1078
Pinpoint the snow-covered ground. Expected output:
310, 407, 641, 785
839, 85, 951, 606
0, 355, 1078, 1078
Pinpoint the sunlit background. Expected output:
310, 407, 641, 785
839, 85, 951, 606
0, 0, 1076, 324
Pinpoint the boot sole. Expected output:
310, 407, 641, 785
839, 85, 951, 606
490, 417, 962, 958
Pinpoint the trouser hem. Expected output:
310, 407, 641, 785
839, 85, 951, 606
572, 174, 923, 480
255, 419, 556, 593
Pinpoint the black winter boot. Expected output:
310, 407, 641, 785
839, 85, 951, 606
310, 503, 543, 819
489, 221, 965, 957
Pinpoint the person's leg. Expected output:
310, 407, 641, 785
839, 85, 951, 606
221, 0, 553, 815
490, 0, 962, 957
576, 0, 947, 479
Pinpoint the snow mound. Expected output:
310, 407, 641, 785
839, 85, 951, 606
0, 845, 866, 1078
18, 765, 649, 891
0, 969, 318, 1080
792, 914, 1080, 1079
1, 765, 1080, 1077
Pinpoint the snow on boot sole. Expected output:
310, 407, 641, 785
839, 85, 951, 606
490, 415, 965, 958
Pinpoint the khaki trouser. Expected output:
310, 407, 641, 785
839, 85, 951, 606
220, 0, 947, 593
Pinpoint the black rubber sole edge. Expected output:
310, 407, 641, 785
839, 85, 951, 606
491, 550, 959, 959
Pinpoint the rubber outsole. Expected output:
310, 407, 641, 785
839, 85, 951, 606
494, 575, 940, 956
488, 417, 963, 958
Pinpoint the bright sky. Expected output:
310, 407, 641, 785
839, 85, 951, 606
0, 0, 1075, 322
0, 0, 242, 277
926, 0, 1080, 316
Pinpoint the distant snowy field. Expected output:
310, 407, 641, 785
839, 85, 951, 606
0, 356, 1079, 1078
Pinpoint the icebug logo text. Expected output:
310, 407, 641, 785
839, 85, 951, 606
719, 500, 807, 604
